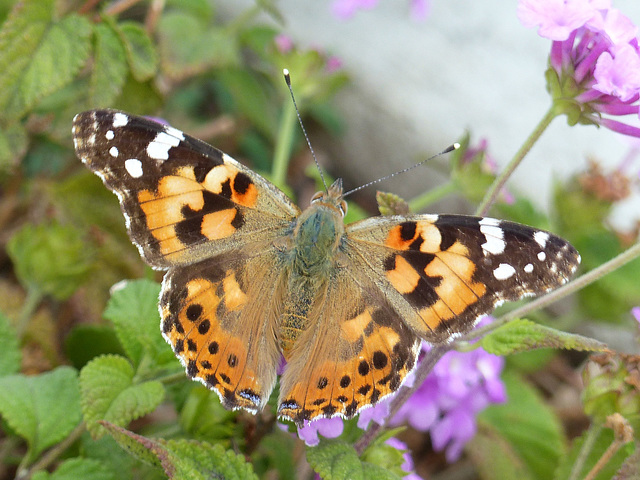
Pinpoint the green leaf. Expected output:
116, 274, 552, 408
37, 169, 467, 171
179, 385, 237, 444
467, 422, 534, 480
477, 372, 566, 479
0, 3, 92, 119
0, 310, 21, 376
480, 318, 608, 355
31, 458, 115, 480
103, 422, 259, 479
157, 12, 239, 79
7, 222, 93, 300
0, 122, 27, 170
116, 21, 158, 82
306, 440, 402, 480
104, 279, 177, 368
0, 366, 81, 462
554, 426, 635, 480
90, 23, 128, 107
79, 355, 165, 438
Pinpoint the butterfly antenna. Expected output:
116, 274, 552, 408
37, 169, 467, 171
342, 143, 460, 197
283, 69, 328, 191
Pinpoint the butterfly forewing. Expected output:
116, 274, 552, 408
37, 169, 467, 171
347, 214, 581, 343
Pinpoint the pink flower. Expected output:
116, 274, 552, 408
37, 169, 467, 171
519, 0, 640, 138
274, 34, 294, 54
296, 416, 344, 446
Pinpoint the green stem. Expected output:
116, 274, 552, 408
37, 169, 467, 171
15, 422, 86, 480
568, 424, 602, 480
464, 240, 640, 342
272, 100, 297, 189
475, 105, 558, 216
408, 180, 457, 212
15, 288, 43, 340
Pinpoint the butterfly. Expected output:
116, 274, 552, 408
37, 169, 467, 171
73, 109, 580, 425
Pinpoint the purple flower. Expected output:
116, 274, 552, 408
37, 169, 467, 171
410, 0, 431, 21
274, 34, 294, 54
632, 306, 640, 325
357, 317, 506, 462
296, 416, 344, 446
518, 0, 640, 138
386, 437, 424, 480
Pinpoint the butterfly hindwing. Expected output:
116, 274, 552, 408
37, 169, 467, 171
346, 214, 581, 343
73, 110, 299, 269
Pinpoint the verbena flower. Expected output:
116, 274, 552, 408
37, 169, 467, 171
296, 416, 344, 446
358, 316, 506, 462
518, 0, 640, 138
386, 437, 424, 480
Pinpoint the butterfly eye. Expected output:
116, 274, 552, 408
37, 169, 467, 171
310, 191, 324, 204
338, 200, 348, 217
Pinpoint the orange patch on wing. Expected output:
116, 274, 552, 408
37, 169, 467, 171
231, 181, 258, 208
222, 272, 247, 311
385, 255, 421, 294
203, 164, 236, 194
341, 308, 373, 343
201, 209, 238, 240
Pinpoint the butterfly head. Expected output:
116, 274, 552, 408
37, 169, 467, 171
310, 178, 347, 217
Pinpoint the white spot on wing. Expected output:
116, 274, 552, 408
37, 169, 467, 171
479, 218, 505, 255
537, 251, 546, 261
493, 263, 516, 280
165, 125, 185, 140
147, 131, 181, 160
109, 146, 119, 157
106, 130, 114, 140
125, 158, 143, 178
113, 112, 129, 127
524, 263, 534, 273
534, 231, 549, 248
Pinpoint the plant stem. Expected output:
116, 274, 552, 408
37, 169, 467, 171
408, 180, 457, 212
475, 106, 558, 216
583, 435, 626, 480
354, 345, 450, 455
15, 288, 43, 340
464, 240, 640, 342
15, 423, 86, 480
272, 100, 297, 189
568, 424, 602, 480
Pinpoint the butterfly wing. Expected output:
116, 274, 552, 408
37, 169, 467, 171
346, 214, 581, 343
73, 110, 300, 269
277, 261, 422, 424
73, 109, 299, 413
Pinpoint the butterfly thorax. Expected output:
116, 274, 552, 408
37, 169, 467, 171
279, 180, 347, 355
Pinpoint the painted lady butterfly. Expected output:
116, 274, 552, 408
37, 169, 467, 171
73, 110, 580, 425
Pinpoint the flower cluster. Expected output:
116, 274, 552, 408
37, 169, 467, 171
331, 0, 430, 21
518, 0, 640, 138
296, 317, 506, 465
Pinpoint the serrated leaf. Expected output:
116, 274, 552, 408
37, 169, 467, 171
102, 422, 258, 479
480, 318, 608, 355
90, 23, 128, 107
31, 458, 115, 480
116, 21, 158, 82
7, 222, 93, 300
306, 440, 402, 480
0, 122, 27, 169
554, 426, 636, 480
80, 355, 165, 438
0, 0, 54, 118
157, 12, 239, 80
104, 279, 176, 367
478, 372, 565, 479
0, 6, 92, 119
0, 366, 81, 462
0, 311, 21, 376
